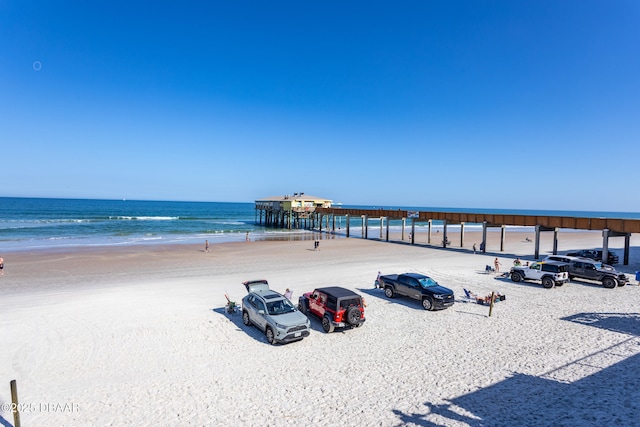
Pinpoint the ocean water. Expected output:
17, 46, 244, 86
1, 197, 639, 252
0, 197, 312, 251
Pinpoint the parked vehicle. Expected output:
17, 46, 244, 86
298, 287, 365, 333
543, 256, 628, 288
509, 261, 569, 288
543, 255, 628, 288
377, 272, 454, 310
241, 280, 311, 345
566, 249, 619, 265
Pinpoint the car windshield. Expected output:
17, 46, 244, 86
266, 298, 297, 315
418, 277, 438, 288
594, 263, 604, 269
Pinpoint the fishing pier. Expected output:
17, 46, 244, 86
254, 196, 640, 265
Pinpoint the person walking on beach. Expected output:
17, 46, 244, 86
284, 288, 293, 300
473, 243, 477, 254
494, 257, 501, 273
246, 232, 250, 242
205, 240, 209, 252
0, 256, 3, 276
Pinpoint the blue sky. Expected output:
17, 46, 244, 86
2, 1, 639, 211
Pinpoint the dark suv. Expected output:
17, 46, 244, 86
566, 249, 619, 265
543, 255, 628, 288
299, 287, 366, 333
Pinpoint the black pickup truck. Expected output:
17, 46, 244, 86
376, 272, 454, 310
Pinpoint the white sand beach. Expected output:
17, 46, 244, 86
1, 231, 640, 426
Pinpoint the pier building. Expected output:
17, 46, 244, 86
254, 193, 332, 229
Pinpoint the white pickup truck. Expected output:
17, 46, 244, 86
509, 261, 570, 288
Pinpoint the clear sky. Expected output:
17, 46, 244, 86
2, 1, 639, 211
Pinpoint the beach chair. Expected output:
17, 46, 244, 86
462, 289, 478, 303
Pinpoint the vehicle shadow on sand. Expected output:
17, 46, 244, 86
211, 306, 270, 345
358, 288, 447, 312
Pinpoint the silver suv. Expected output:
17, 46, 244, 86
241, 280, 311, 345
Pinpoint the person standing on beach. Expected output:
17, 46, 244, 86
284, 288, 293, 300
0, 256, 3, 276
494, 257, 501, 272
246, 232, 250, 242
205, 240, 209, 252
473, 243, 477, 254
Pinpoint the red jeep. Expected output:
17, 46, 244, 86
298, 286, 366, 333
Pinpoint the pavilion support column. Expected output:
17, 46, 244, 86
500, 225, 506, 252
332, 215, 336, 233
365, 215, 369, 239
534, 225, 541, 259
402, 218, 406, 241
379, 217, 384, 239
602, 229, 610, 264
442, 220, 448, 248
385, 217, 390, 242
624, 234, 630, 265
553, 228, 559, 255
482, 222, 488, 253
428, 220, 432, 244
460, 222, 465, 247
346, 214, 350, 238
411, 218, 416, 245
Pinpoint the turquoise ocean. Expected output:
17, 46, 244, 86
1, 197, 639, 252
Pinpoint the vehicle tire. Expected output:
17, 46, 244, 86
384, 286, 395, 298
265, 327, 276, 345
555, 281, 564, 287
602, 277, 617, 289
617, 280, 626, 287
299, 300, 307, 314
422, 297, 434, 311
510, 272, 523, 282
346, 306, 362, 325
321, 316, 335, 333
242, 310, 251, 326
542, 277, 554, 289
